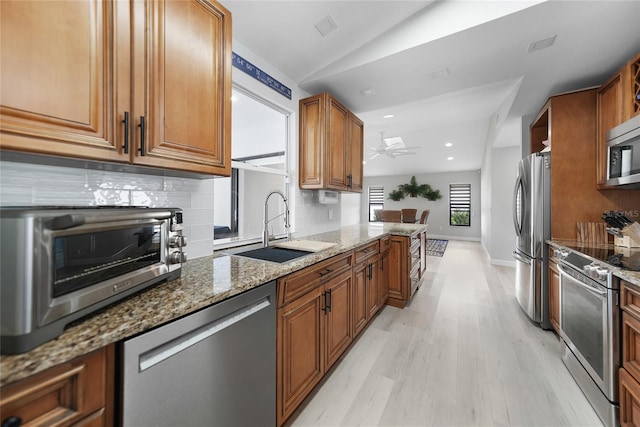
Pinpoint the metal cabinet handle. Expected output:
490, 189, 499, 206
318, 268, 333, 277
122, 111, 129, 154
326, 288, 332, 312
138, 116, 146, 156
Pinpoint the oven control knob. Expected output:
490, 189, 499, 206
169, 235, 187, 248
583, 264, 594, 274
595, 267, 609, 281
169, 251, 187, 264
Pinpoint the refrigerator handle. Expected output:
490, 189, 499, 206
512, 250, 532, 265
513, 177, 523, 237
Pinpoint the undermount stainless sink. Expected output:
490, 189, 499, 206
232, 246, 312, 263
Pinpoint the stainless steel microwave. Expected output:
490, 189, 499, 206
0, 206, 187, 354
607, 114, 640, 188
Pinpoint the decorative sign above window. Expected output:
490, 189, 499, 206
232, 52, 292, 100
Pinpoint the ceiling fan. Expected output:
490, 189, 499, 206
368, 131, 420, 159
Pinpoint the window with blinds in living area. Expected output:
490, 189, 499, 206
449, 183, 471, 226
368, 186, 384, 222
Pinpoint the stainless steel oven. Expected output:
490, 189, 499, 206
554, 248, 619, 427
0, 206, 187, 355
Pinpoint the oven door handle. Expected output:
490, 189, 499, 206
557, 264, 607, 297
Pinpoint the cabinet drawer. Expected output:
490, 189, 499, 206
622, 281, 640, 319
354, 241, 379, 264
0, 346, 111, 426
410, 237, 420, 253
620, 367, 640, 427
278, 252, 353, 307
379, 236, 391, 253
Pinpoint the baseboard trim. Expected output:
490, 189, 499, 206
427, 234, 481, 242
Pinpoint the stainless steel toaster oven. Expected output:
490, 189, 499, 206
0, 206, 187, 354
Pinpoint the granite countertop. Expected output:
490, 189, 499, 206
0, 223, 426, 387
547, 239, 640, 287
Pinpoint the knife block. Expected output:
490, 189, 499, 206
616, 223, 640, 248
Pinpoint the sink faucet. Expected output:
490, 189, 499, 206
263, 189, 290, 247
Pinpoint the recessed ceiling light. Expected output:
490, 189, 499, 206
527, 35, 556, 53
429, 67, 449, 79
445, 142, 453, 147
447, 157, 454, 161
315, 15, 338, 37
383, 114, 395, 119
360, 88, 376, 97
362, 160, 366, 165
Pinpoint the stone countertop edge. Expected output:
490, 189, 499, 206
0, 223, 426, 387
547, 239, 640, 287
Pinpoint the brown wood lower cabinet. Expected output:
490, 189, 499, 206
276, 237, 401, 426
387, 233, 425, 308
620, 279, 640, 427
0, 345, 114, 426
276, 252, 354, 426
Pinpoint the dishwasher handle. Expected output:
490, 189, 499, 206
138, 297, 271, 372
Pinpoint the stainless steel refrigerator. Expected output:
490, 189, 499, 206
512, 152, 551, 329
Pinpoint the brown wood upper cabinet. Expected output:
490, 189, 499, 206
596, 51, 640, 187
0, 0, 232, 177
299, 93, 363, 192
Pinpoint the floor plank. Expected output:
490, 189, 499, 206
287, 240, 603, 427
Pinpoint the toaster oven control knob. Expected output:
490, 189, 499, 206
169, 235, 187, 248
169, 251, 187, 264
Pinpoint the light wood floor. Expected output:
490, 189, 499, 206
287, 240, 603, 427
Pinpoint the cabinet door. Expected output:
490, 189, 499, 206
299, 95, 324, 188
326, 97, 349, 190
132, 0, 231, 176
0, 1, 129, 163
549, 259, 560, 333
387, 236, 408, 307
352, 261, 368, 336
596, 73, 626, 186
348, 113, 364, 192
379, 249, 390, 306
367, 256, 380, 318
277, 288, 324, 426
325, 270, 353, 370
620, 367, 640, 427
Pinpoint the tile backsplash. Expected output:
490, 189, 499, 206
0, 160, 215, 259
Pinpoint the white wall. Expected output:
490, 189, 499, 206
489, 146, 520, 264
362, 171, 482, 240
341, 192, 362, 226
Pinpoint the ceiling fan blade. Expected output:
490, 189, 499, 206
385, 142, 403, 150
370, 153, 380, 159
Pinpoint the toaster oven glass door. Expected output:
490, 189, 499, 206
52, 224, 161, 297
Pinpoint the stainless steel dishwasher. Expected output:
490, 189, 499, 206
121, 282, 275, 426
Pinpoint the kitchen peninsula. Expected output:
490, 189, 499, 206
0, 223, 426, 422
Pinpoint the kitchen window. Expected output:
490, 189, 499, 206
449, 183, 471, 226
368, 186, 384, 222
214, 86, 290, 242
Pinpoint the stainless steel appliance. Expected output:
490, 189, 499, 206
121, 281, 276, 426
512, 152, 551, 328
607, 113, 640, 188
0, 206, 187, 354
553, 246, 619, 427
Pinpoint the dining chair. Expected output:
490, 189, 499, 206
401, 208, 417, 223
382, 210, 402, 223
419, 209, 430, 224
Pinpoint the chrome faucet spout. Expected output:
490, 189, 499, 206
263, 189, 290, 247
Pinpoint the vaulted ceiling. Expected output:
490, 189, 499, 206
223, 0, 640, 177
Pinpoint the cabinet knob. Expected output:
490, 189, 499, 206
2, 417, 22, 427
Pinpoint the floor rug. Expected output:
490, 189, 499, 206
426, 239, 448, 257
